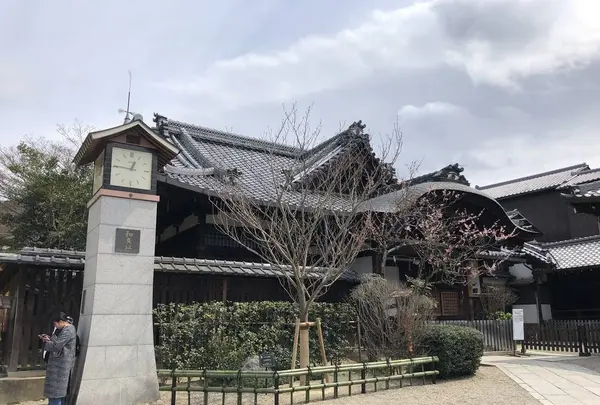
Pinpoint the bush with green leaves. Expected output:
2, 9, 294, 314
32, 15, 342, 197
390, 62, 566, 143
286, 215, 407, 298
419, 324, 484, 378
154, 301, 356, 371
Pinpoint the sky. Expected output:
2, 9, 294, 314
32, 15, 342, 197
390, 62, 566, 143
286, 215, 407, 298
2, 0, 600, 187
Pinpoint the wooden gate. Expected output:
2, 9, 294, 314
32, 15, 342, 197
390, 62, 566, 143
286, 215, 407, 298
4, 267, 83, 371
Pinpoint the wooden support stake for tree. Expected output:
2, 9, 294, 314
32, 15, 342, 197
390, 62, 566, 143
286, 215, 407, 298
316, 318, 329, 383
290, 318, 300, 387
221, 278, 228, 303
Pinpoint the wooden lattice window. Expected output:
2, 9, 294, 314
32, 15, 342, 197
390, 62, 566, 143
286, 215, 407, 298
440, 291, 460, 316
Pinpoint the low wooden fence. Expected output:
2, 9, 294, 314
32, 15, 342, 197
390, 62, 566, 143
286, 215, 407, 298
158, 356, 439, 405
524, 320, 600, 355
435, 320, 515, 352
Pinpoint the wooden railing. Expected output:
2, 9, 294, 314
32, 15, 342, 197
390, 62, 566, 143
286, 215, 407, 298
524, 320, 600, 355
157, 356, 439, 405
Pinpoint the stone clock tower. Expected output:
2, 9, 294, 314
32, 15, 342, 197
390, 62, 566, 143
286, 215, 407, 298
71, 117, 179, 404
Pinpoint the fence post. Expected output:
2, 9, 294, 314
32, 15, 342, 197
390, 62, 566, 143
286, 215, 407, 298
273, 371, 280, 405
578, 324, 591, 357
360, 362, 367, 394
170, 370, 177, 405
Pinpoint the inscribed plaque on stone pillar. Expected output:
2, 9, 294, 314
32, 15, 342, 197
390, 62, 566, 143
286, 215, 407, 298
114, 228, 141, 254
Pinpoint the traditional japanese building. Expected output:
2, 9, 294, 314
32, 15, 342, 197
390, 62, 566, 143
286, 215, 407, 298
0, 115, 554, 370
478, 164, 600, 321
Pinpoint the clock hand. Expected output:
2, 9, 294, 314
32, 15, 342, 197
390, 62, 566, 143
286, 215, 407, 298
130, 161, 137, 170
113, 165, 133, 170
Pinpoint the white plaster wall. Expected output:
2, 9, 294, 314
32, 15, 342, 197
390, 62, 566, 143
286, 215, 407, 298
513, 304, 552, 324
509, 263, 533, 282
350, 256, 373, 276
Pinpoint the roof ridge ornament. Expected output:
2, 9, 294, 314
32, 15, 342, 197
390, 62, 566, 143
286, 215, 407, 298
410, 163, 470, 186
347, 120, 366, 136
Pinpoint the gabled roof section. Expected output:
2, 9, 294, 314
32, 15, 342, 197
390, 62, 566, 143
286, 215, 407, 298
74, 120, 179, 168
559, 167, 600, 188
476, 163, 589, 200
154, 113, 397, 205
542, 235, 600, 270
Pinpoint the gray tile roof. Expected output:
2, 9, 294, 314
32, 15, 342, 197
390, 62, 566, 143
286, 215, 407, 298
476, 163, 589, 200
543, 235, 600, 270
155, 257, 360, 281
155, 115, 394, 209
570, 180, 600, 199
560, 168, 600, 188
0, 248, 360, 281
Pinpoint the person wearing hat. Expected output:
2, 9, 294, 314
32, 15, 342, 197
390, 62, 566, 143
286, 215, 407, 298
39, 312, 76, 405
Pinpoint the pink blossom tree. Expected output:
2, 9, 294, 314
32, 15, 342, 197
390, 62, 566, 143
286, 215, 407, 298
369, 189, 517, 293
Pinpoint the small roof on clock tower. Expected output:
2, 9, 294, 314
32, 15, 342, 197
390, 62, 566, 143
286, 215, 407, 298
73, 120, 179, 168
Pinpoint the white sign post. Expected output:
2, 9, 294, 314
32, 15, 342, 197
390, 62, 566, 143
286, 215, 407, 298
512, 308, 525, 355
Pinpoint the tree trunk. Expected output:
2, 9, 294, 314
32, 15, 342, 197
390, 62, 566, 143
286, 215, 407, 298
299, 311, 310, 385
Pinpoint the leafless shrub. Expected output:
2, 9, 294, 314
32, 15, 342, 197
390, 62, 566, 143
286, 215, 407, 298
350, 275, 436, 360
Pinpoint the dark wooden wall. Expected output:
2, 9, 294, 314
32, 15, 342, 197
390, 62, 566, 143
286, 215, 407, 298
153, 272, 355, 306
4, 267, 83, 371
549, 271, 600, 320
499, 190, 599, 242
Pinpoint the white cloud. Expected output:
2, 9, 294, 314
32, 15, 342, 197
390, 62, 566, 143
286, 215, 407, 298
467, 129, 600, 187
157, 0, 600, 109
398, 101, 465, 119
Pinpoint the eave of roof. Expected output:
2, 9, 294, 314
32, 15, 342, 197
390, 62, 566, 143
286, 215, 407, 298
541, 235, 600, 271
476, 163, 589, 200
0, 248, 361, 282
74, 120, 180, 168
361, 180, 541, 240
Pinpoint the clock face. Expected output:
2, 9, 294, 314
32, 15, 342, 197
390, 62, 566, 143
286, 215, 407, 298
109, 146, 153, 190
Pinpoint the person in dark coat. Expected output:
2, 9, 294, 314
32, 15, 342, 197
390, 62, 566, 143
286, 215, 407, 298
39, 312, 76, 405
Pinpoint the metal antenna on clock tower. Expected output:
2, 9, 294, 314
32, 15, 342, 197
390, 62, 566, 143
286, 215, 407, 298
118, 70, 133, 124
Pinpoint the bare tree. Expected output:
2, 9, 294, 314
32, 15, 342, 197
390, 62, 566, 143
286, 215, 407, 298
479, 284, 518, 319
350, 275, 436, 360
369, 188, 518, 293
211, 105, 403, 374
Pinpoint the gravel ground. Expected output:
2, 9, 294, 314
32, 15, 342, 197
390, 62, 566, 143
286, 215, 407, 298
13, 366, 537, 405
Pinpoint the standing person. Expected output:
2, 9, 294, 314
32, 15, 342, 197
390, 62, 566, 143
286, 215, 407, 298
39, 312, 76, 405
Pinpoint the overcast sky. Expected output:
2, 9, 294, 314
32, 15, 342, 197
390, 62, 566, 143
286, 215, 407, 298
2, 0, 600, 187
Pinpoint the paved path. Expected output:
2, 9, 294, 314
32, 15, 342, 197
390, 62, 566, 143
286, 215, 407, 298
483, 353, 600, 405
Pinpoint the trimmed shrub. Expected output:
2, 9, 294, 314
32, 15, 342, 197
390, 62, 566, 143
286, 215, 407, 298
420, 324, 484, 378
154, 301, 356, 371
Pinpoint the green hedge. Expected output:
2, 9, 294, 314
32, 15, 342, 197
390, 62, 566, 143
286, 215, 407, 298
154, 301, 356, 371
420, 324, 484, 378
